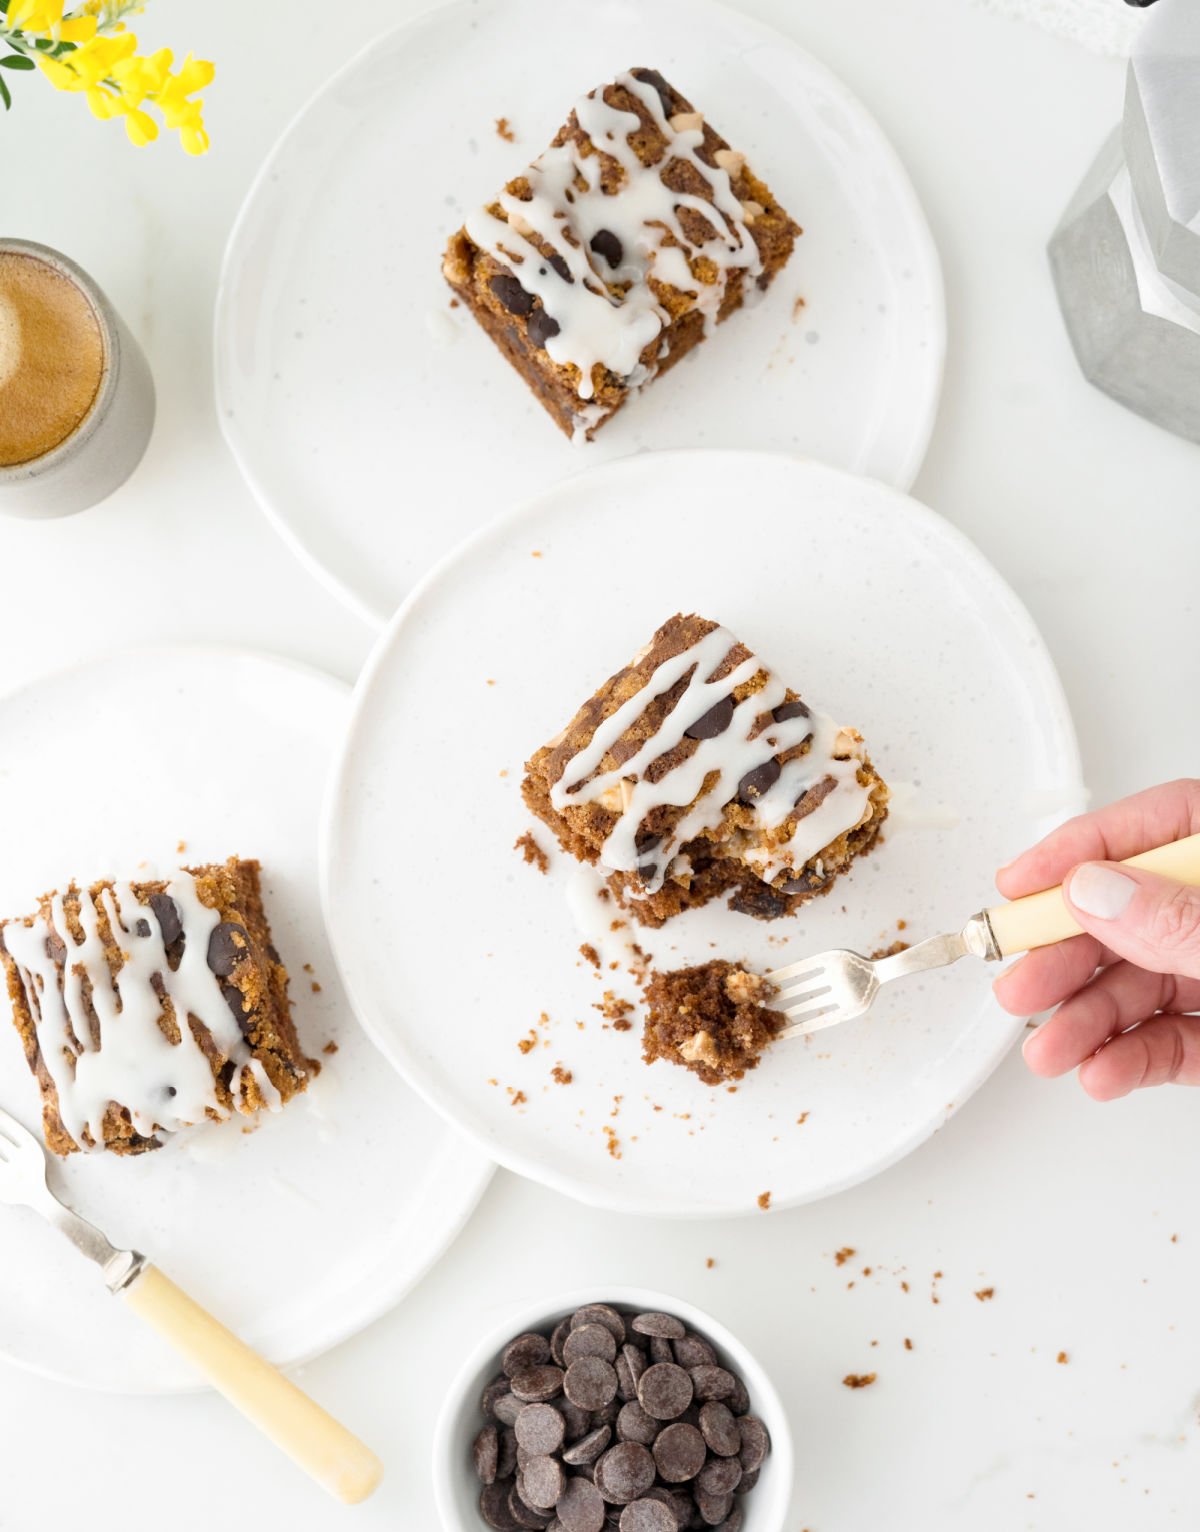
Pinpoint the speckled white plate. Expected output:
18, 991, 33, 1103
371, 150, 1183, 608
0, 648, 492, 1394
215, 0, 944, 626
321, 451, 1085, 1219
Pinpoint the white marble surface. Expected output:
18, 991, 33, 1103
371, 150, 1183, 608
1, 1, 1198, 1527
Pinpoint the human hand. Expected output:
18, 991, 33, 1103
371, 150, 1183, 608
993, 779, 1200, 1100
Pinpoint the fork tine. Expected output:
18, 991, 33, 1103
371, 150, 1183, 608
766, 958, 827, 984
774, 985, 834, 1012
780, 1002, 841, 1029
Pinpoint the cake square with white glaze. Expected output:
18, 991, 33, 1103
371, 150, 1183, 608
0, 857, 316, 1156
443, 67, 800, 440
522, 614, 889, 927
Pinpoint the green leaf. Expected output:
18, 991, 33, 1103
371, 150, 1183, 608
0, 54, 34, 70
0, 76, 11, 111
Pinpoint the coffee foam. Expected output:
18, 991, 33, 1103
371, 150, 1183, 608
0, 251, 106, 468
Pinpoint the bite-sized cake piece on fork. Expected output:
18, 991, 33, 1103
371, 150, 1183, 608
443, 67, 800, 441
522, 614, 889, 927
0, 857, 316, 1156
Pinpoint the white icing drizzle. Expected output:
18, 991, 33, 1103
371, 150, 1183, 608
2, 872, 284, 1150
550, 624, 872, 897
464, 71, 763, 415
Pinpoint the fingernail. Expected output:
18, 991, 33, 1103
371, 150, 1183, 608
1068, 863, 1137, 921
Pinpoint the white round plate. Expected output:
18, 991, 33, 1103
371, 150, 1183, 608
215, 0, 944, 626
0, 648, 492, 1393
322, 451, 1085, 1219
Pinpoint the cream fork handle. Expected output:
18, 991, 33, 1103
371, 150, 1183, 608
122, 1265, 383, 1504
985, 833, 1200, 958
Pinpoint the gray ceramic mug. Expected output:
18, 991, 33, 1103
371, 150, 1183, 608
0, 238, 155, 518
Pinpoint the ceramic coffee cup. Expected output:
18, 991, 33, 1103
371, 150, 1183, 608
0, 238, 155, 518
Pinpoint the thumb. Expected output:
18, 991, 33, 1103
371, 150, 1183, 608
1064, 862, 1200, 980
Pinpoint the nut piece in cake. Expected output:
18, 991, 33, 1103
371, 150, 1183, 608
0, 857, 316, 1156
643, 960, 787, 1084
443, 68, 800, 441
522, 613, 889, 927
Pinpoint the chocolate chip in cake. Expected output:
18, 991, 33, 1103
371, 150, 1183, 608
616, 1400, 660, 1446
511, 1365, 566, 1403
636, 862, 658, 883
563, 1324, 618, 1366
556, 1475, 607, 1532
697, 1401, 740, 1457
736, 759, 782, 804
634, 828, 662, 856
520, 1455, 566, 1510
149, 891, 183, 953
618, 1501, 677, 1532
528, 308, 561, 348
480, 1479, 522, 1530
632, 1312, 686, 1341
697, 1456, 741, 1496
652, 1422, 706, 1483
563, 1425, 611, 1466
475, 1424, 501, 1484
543, 250, 574, 283
687, 1366, 736, 1403
674, 1334, 717, 1370
220, 979, 249, 1026
590, 229, 624, 269
771, 699, 810, 723
637, 1363, 693, 1421
570, 1305, 627, 1344
736, 1415, 769, 1472
594, 1441, 656, 1505
684, 696, 735, 741
565, 1356, 619, 1411
133, 917, 151, 937
630, 67, 675, 116
491, 273, 536, 315
517, 1403, 567, 1456
207, 921, 248, 978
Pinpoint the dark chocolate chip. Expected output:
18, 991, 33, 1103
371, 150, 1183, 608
684, 697, 735, 741
725, 1375, 750, 1416
517, 1404, 567, 1456
673, 1335, 717, 1370
480, 1479, 522, 1530
778, 868, 830, 896
637, 1363, 694, 1421
736, 759, 781, 804
561, 1400, 592, 1441
570, 1306, 626, 1344
495, 1391, 525, 1426
133, 918, 151, 937
499, 1427, 520, 1479
698, 1402, 740, 1457
551, 1318, 573, 1366
207, 921, 248, 978
734, 1468, 758, 1495
693, 1485, 733, 1527
511, 1366, 566, 1403
648, 1336, 674, 1366
687, 1367, 737, 1403
636, 863, 658, 883
717, 1508, 743, 1532
545, 250, 574, 283
772, 700, 810, 723
44, 930, 68, 965
696, 1457, 741, 1496
475, 1424, 501, 1484
490, 273, 535, 315
509, 1483, 553, 1529
149, 892, 183, 949
565, 1357, 618, 1411
590, 229, 624, 269
528, 308, 561, 348
736, 1416, 769, 1473
564, 1325, 618, 1366
728, 884, 790, 920
563, 1425, 611, 1466
632, 1312, 686, 1340
521, 1455, 566, 1510
616, 1400, 660, 1446
652, 1422, 706, 1483
594, 1441, 656, 1505
505, 1333, 554, 1378
630, 67, 675, 116
619, 1501, 676, 1532
557, 1475, 607, 1532
634, 828, 662, 856
220, 980, 248, 1026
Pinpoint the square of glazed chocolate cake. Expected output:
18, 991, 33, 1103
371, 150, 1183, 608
522, 614, 889, 927
443, 67, 799, 440
0, 857, 316, 1156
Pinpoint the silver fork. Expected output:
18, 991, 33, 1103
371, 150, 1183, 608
766, 833, 1200, 1037
0, 1103, 382, 1502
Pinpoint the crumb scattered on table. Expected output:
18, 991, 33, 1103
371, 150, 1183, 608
904, 1338, 913, 1351
551, 1063, 573, 1085
1057, 1351, 1069, 1365
495, 115, 515, 141
975, 1287, 995, 1302
517, 1030, 538, 1055
706, 1257, 715, 1269
579, 943, 600, 968
514, 831, 549, 873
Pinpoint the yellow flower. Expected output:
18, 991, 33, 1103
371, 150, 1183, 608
7, 0, 96, 41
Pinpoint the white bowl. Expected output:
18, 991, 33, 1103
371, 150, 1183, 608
432, 1285, 794, 1531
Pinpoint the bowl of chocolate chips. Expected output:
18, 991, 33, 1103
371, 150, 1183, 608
433, 1287, 793, 1531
